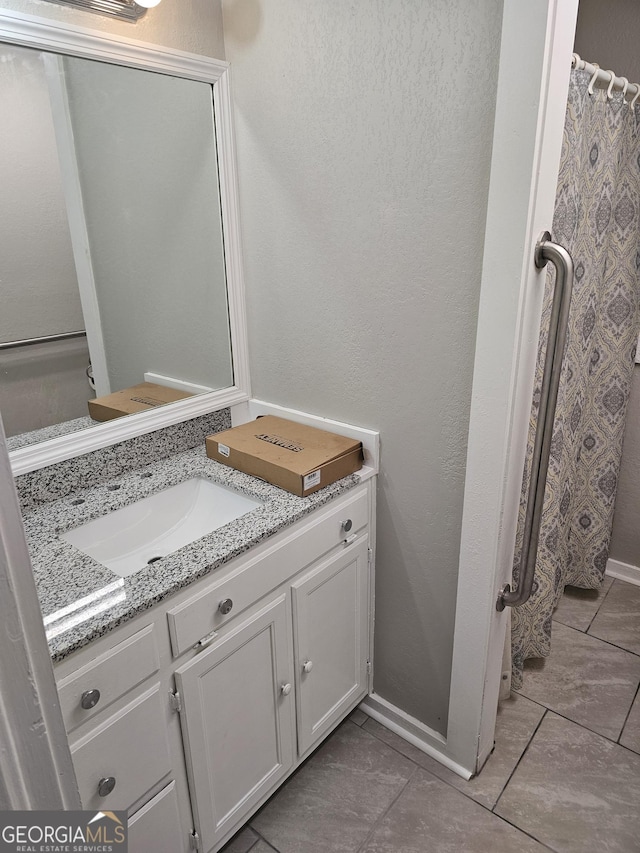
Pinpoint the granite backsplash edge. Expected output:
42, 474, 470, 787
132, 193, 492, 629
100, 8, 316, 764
15, 409, 232, 512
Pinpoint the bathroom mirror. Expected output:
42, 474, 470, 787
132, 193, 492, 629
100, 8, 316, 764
0, 10, 250, 475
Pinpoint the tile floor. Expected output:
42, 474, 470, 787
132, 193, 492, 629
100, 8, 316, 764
221, 578, 640, 853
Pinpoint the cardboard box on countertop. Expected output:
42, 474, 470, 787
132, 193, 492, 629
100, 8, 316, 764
88, 382, 193, 422
205, 415, 363, 497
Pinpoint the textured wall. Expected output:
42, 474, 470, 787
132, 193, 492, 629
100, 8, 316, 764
0, 340, 91, 437
574, 0, 640, 568
0, 43, 89, 435
0, 0, 225, 59
223, 0, 503, 734
0, 44, 83, 344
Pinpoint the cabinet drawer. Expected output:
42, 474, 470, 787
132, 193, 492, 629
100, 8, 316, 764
57, 624, 159, 732
71, 684, 172, 811
168, 486, 368, 656
129, 782, 184, 853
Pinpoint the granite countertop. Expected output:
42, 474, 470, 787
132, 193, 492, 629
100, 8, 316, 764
7, 416, 98, 451
23, 445, 361, 663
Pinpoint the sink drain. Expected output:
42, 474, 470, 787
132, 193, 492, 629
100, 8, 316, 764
147, 556, 163, 565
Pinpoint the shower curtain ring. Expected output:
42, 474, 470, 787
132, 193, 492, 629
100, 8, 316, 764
587, 64, 600, 95
606, 71, 617, 99
620, 77, 630, 104
631, 87, 640, 112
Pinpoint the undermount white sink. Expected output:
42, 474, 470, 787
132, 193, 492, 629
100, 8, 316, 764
61, 477, 263, 578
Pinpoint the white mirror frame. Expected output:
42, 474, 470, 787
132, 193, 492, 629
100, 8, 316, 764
0, 9, 251, 476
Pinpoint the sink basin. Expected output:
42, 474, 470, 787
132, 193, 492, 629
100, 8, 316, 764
61, 477, 262, 577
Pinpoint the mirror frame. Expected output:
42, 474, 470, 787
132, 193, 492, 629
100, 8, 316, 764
0, 9, 251, 476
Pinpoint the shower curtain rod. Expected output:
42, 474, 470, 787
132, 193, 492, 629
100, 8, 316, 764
572, 53, 640, 103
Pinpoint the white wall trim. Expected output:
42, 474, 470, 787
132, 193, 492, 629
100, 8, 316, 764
606, 557, 640, 587
214, 65, 252, 403
0, 9, 251, 476
233, 399, 380, 474
0, 8, 228, 82
43, 52, 111, 398
0, 420, 80, 809
446, 0, 578, 774
359, 694, 472, 781
143, 372, 215, 395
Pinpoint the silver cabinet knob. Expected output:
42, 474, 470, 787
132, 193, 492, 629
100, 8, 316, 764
280, 683, 292, 696
97, 777, 116, 797
341, 519, 353, 533
80, 689, 101, 710
302, 660, 313, 673
218, 598, 233, 615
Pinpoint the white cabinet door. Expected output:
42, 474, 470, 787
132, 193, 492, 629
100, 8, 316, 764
292, 536, 369, 757
175, 594, 295, 853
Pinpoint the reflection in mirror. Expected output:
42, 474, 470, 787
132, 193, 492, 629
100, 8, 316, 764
0, 43, 234, 451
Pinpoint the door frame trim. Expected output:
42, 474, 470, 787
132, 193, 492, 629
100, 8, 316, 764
447, 0, 579, 773
0, 416, 79, 808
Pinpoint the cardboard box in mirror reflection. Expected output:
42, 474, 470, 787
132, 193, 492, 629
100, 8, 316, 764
88, 382, 193, 421
206, 415, 363, 497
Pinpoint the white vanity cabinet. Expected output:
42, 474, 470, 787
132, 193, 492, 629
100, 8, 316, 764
54, 482, 373, 853
170, 485, 371, 852
174, 532, 370, 853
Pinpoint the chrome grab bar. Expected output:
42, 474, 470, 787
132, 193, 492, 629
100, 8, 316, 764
497, 231, 574, 611
0, 330, 87, 351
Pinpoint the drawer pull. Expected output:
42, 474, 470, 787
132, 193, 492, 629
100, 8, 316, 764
218, 598, 233, 616
280, 683, 292, 696
341, 519, 353, 533
193, 631, 218, 651
80, 689, 101, 710
97, 776, 116, 797
302, 660, 313, 674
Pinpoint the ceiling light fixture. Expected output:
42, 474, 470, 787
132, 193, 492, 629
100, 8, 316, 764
39, 0, 158, 21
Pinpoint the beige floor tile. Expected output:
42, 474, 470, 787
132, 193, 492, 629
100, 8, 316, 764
495, 713, 640, 853
518, 621, 640, 739
349, 707, 368, 726
620, 689, 640, 755
219, 827, 259, 853
363, 692, 545, 809
588, 579, 640, 655
360, 767, 548, 853
553, 575, 613, 631
251, 721, 416, 853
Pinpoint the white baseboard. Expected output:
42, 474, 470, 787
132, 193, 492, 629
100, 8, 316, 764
606, 558, 640, 587
359, 693, 473, 781
143, 372, 214, 395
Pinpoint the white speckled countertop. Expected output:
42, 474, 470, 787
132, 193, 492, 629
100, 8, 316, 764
7, 416, 97, 451
23, 445, 361, 662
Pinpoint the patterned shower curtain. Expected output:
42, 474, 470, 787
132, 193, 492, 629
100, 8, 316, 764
511, 68, 640, 689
